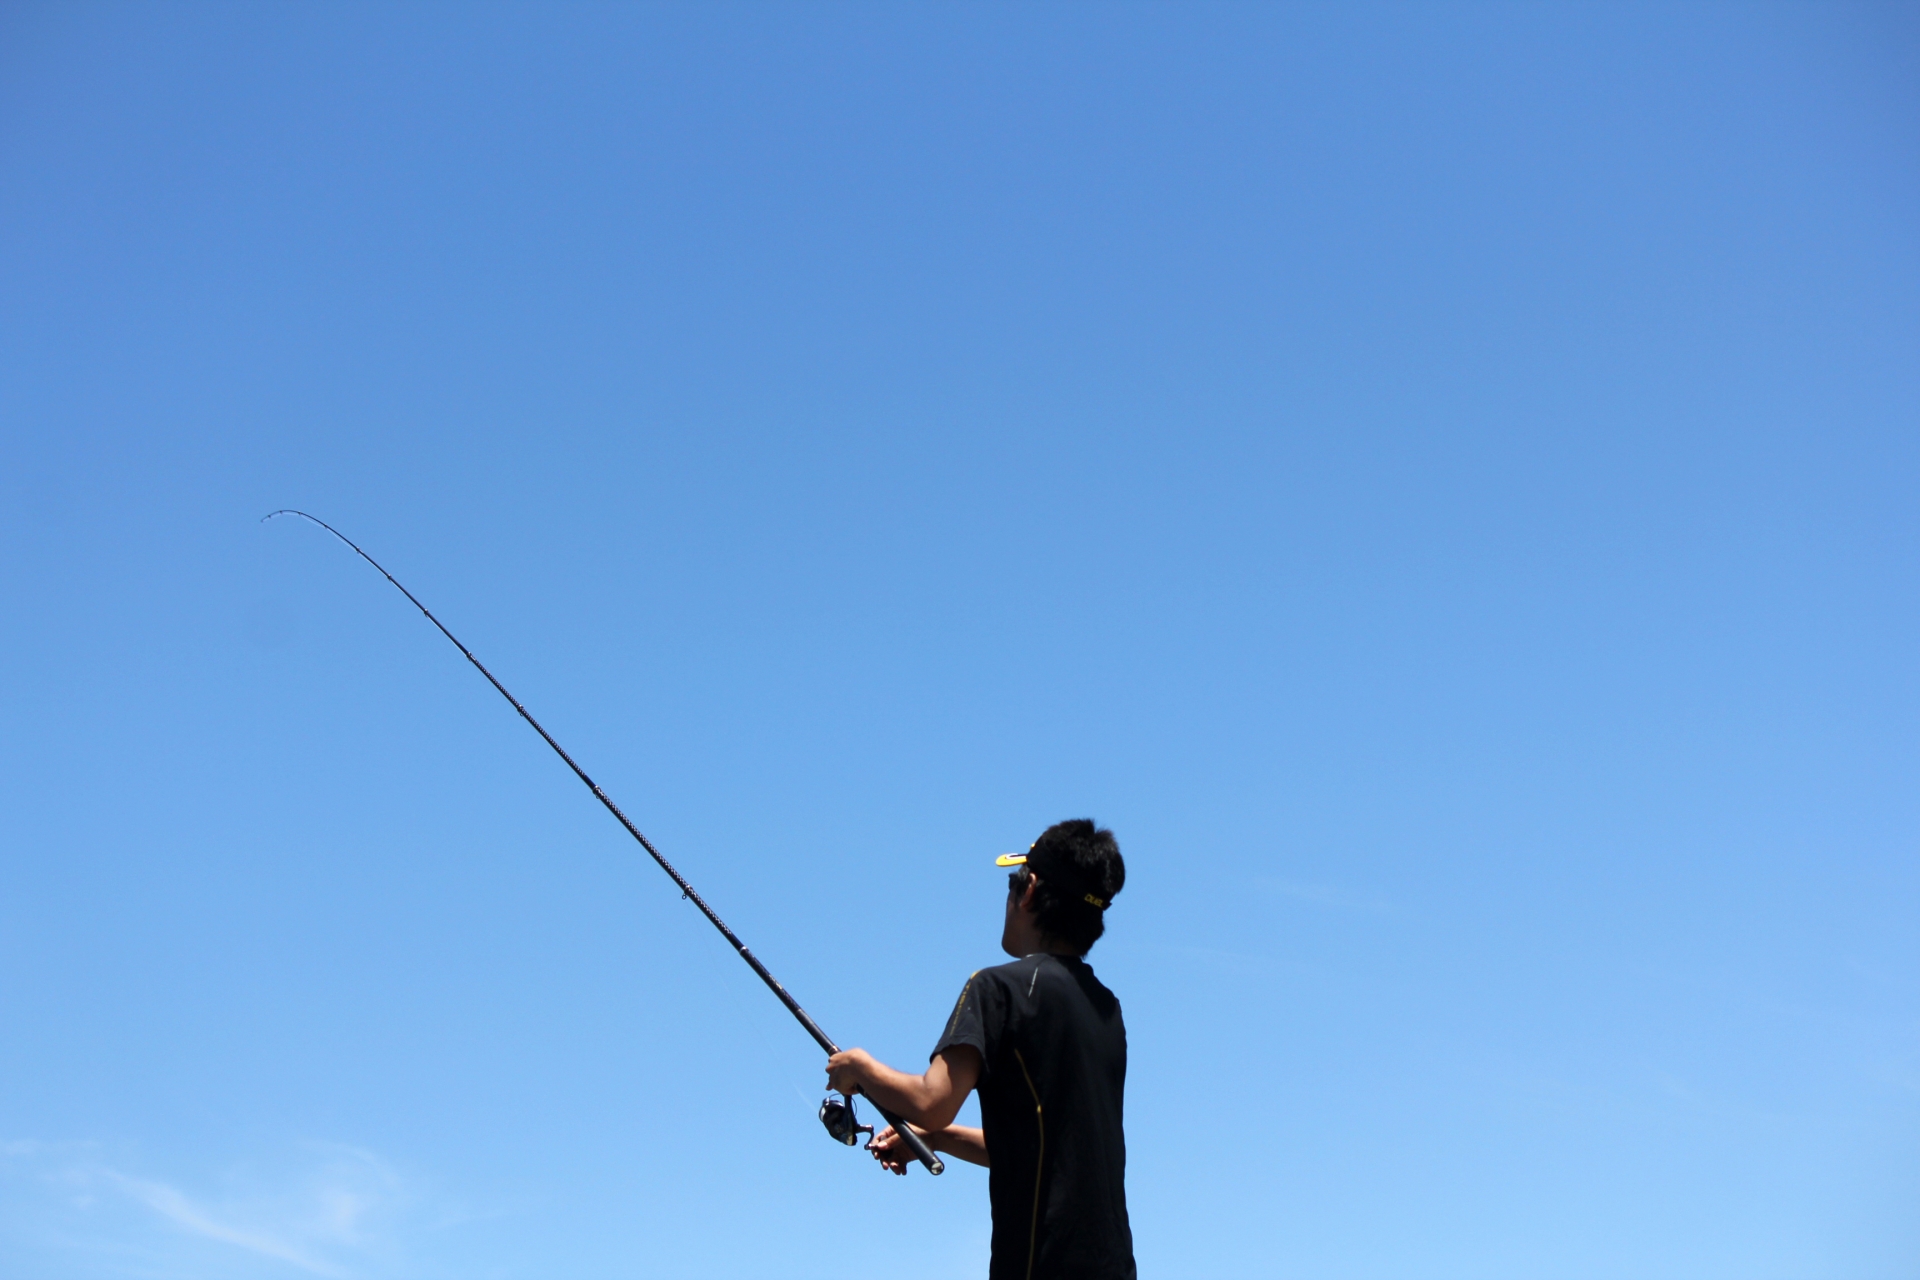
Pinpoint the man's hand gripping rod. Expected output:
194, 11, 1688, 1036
266, 511, 943, 1175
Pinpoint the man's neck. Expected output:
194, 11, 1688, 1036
1004, 925, 1078, 959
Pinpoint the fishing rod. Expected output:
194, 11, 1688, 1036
265, 510, 943, 1176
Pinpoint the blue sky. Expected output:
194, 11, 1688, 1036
1, 3, 1915, 1277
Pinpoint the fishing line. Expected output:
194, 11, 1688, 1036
265, 510, 942, 1175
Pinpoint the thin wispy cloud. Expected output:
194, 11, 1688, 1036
0, 1139, 440, 1279
1259, 877, 1397, 914
102, 1170, 348, 1277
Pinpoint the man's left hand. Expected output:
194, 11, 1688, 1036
825, 1048, 876, 1095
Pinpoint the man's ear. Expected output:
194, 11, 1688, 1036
1020, 873, 1042, 912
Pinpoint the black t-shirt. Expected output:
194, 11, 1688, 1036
933, 953, 1135, 1280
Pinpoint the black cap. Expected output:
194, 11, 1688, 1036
993, 844, 1108, 909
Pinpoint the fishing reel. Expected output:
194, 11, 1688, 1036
819, 1092, 874, 1146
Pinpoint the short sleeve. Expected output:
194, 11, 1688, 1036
932, 970, 1002, 1067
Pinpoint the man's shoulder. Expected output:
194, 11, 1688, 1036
961, 957, 1031, 998
1048, 955, 1124, 1019
965, 955, 1121, 1008
977, 956, 1035, 981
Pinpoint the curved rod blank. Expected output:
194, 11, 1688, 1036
264, 510, 943, 1175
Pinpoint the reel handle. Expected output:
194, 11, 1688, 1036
871, 1100, 945, 1175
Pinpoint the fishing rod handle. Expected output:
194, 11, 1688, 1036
872, 1103, 945, 1175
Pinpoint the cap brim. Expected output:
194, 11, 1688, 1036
994, 852, 1028, 867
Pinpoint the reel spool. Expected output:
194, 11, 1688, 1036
819, 1092, 875, 1146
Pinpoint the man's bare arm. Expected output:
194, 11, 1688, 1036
926, 1124, 988, 1166
867, 1122, 988, 1175
824, 1044, 983, 1131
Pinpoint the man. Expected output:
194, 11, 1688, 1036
826, 819, 1135, 1280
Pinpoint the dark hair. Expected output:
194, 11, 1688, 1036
1014, 819, 1126, 955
